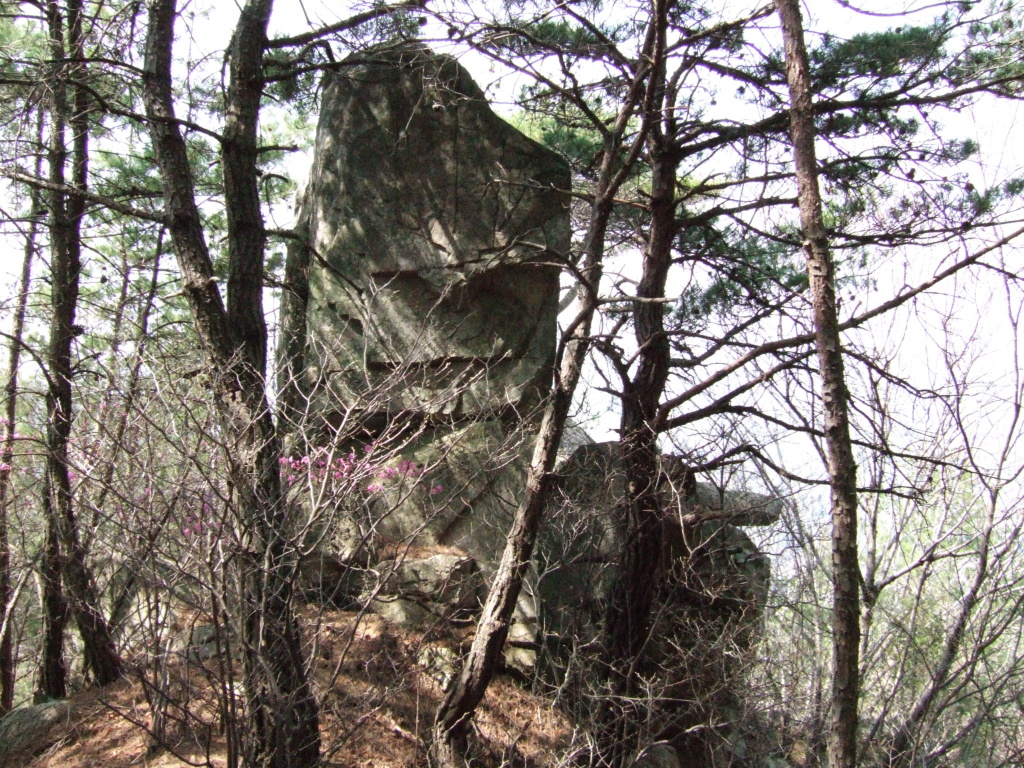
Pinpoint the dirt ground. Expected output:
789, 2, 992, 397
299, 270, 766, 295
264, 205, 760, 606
5, 609, 572, 768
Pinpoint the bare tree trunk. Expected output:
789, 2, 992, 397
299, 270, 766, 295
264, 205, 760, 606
430, 24, 659, 768
777, 3, 861, 768
0, 112, 42, 712
143, 1, 320, 764
599, 14, 678, 755
42, 0, 122, 688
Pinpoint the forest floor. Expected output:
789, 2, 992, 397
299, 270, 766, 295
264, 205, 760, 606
3, 608, 572, 768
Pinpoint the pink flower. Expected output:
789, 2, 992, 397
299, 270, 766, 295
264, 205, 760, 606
0, 462, 10, 472
430, 484, 444, 495
366, 483, 382, 493
287, 474, 297, 485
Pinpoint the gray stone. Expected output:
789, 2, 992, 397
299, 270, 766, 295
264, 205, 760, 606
298, 546, 370, 606
281, 47, 777, 721
188, 622, 222, 660
281, 45, 568, 659
369, 552, 482, 625
417, 644, 462, 690
0, 701, 72, 768
536, 442, 775, 643
285, 42, 570, 424
536, 442, 775, 766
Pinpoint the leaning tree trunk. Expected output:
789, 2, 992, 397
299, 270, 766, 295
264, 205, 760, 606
597, 6, 679, 758
42, 0, 122, 688
143, 0, 320, 764
431, 153, 616, 768
778, 3, 861, 768
430, 25, 659, 767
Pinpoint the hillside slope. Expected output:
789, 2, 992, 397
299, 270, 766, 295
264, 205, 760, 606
0, 609, 571, 768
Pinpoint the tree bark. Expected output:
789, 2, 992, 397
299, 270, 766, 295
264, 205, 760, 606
429, 21, 660, 768
0, 113, 42, 712
777, 3, 861, 768
143, 1, 320, 764
38, 490, 68, 700
42, 0, 122, 688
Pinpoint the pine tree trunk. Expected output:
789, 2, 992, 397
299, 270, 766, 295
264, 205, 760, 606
598, 10, 677, 752
37, 488, 68, 700
43, 0, 122, 688
143, 1, 320, 764
777, 4, 861, 768
599, 144, 678, 765
0, 110, 41, 715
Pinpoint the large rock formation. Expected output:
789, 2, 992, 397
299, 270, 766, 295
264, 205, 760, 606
537, 442, 778, 644
279, 43, 571, 659
0, 700, 73, 768
281, 51, 781, 757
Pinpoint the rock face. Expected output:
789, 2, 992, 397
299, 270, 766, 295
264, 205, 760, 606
370, 550, 483, 628
538, 442, 778, 644
538, 442, 778, 767
280, 43, 571, 663
281, 42, 569, 427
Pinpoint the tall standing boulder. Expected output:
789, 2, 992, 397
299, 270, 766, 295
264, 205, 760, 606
281, 43, 569, 427
279, 43, 571, 658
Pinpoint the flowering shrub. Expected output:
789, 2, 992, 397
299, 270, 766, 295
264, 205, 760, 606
170, 445, 446, 547
277, 443, 442, 499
